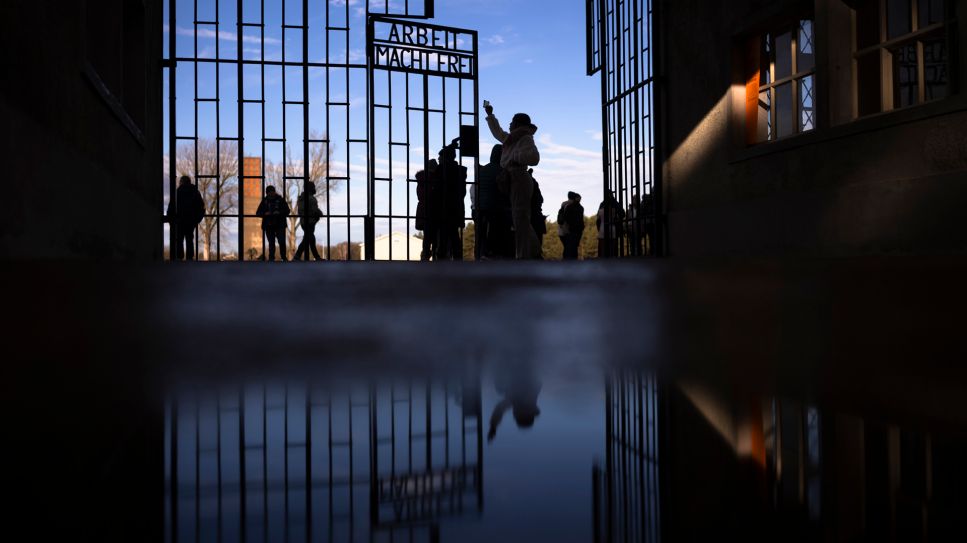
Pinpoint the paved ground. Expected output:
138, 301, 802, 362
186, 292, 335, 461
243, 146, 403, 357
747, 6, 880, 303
3, 257, 967, 540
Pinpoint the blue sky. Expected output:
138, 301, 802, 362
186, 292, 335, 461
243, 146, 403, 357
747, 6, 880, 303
164, 0, 603, 246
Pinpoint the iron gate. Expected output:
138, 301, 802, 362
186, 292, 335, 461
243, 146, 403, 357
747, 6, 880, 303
587, 0, 662, 258
163, 0, 477, 261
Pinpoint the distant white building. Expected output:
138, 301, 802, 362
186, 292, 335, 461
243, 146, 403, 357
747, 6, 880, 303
361, 232, 424, 261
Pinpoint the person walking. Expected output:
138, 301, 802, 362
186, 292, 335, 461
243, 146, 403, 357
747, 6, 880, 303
484, 102, 541, 260
165, 175, 205, 261
557, 192, 585, 260
416, 160, 439, 261
294, 182, 324, 261
256, 185, 290, 261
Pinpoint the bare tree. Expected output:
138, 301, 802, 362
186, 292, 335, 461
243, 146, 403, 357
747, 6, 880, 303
175, 139, 239, 260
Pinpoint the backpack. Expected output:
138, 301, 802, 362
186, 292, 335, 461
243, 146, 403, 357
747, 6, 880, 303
557, 202, 568, 225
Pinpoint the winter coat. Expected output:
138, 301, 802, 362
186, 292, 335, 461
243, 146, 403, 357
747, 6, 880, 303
297, 192, 322, 230
558, 200, 585, 237
256, 193, 290, 231
476, 146, 503, 212
167, 183, 205, 228
486, 115, 540, 170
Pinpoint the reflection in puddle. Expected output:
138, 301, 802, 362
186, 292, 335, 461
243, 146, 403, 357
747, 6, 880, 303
165, 367, 967, 542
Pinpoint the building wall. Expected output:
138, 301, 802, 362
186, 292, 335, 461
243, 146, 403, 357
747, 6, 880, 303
0, 0, 163, 260
659, 0, 967, 256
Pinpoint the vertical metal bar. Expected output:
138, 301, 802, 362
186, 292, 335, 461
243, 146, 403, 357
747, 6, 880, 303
283, 382, 289, 543
324, 1, 332, 259
650, 0, 665, 256
193, 0, 200, 262
195, 393, 201, 543
263, 384, 269, 543
302, 0, 310, 265
168, 0, 178, 261
217, 391, 224, 543
422, 74, 430, 260
305, 382, 312, 543
598, 0, 611, 258
237, 0, 245, 260
472, 30, 480, 261
239, 386, 247, 543
366, 15, 376, 260
215, 0, 222, 262
170, 397, 179, 542
604, 375, 613, 543
369, 385, 379, 527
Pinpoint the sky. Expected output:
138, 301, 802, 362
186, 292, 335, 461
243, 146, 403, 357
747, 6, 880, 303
163, 0, 604, 246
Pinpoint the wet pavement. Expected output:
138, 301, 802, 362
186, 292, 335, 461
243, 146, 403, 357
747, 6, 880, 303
3, 258, 967, 541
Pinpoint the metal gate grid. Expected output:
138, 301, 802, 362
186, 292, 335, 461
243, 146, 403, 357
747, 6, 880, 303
165, 378, 483, 542
593, 371, 661, 543
366, 16, 479, 261
164, 0, 477, 261
587, 0, 662, 258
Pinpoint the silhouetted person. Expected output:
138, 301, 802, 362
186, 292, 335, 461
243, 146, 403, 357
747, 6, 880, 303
256, 185, 290, 261
437, 142, 468, 261
294, 182, 323, 261
485, 102, 541, 259
165, 175, 205, 261
627, 194, 643, 257
416, 160, 439, 261
475, 145, 504, 259
530, 172, 546, 259
642, 192, 656, 256
558, 191, 585, 260
597, 193, 625, 258
488, 362, 542, 442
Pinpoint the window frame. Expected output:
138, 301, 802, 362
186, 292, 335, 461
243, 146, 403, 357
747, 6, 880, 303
753, 19, 817, 144
852, 0, 952, 116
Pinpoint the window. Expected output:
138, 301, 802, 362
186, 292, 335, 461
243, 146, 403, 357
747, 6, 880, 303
854, 0, 950, 117
747, 20, 816, 144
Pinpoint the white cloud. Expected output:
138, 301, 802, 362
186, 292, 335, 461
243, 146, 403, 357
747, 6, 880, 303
486, 34, 505, 45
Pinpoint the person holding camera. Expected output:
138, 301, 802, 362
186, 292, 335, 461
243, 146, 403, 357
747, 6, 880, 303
484, 101, 542, 260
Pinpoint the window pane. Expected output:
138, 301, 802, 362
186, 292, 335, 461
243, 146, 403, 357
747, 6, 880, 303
891, 43, 919, 108
919, 0, 945, 27
776, 83, 793, 138
758, 90, 772, 142
761, 33, 772, 85
887, 0, 912, 39
922, 37, 948, 101
799, 75, 815, 132
856, 0, 882, 49
798, 20, 815, 73
775, 32, 792, 79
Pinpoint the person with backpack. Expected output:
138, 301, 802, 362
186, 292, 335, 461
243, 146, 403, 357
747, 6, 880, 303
165, 175, 205, 261
557, 191, 585, 260
294, 181, 324, 261
256, 185, 290, 261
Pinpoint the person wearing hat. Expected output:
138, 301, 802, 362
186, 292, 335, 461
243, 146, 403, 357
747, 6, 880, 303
484, 101, 542, 260
557, 191, 585, 260
294, 181, 324, 261
255, 185, 290, 261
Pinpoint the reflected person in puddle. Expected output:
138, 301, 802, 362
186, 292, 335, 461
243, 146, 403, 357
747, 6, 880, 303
487, 363, 542, 442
